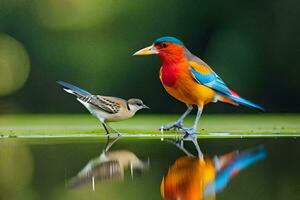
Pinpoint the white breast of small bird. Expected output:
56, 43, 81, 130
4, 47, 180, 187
77, 98, 134, 122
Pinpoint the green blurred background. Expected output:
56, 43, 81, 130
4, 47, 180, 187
0, 0, 299, 114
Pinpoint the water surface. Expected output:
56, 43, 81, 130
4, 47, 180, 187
0, 137, 299, 200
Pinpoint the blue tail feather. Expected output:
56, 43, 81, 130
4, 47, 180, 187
230, 95, 264, 111
214, 145, 266, 193
57, 80, 91, 96
204, 145, 266, 197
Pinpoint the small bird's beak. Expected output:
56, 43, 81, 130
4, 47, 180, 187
142, 104, 150, 109
133, 45, 158, 56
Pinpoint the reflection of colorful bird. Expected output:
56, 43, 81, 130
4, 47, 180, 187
57, 81, 149, 136
160, 146, 266, 200
134, 36, 264, 135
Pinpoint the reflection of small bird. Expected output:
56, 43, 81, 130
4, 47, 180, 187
161, 146, 266, 200
68, 150, 148, 190
134, 36, 264, 136
57, 81, 149, 136
68, 136, 149, 190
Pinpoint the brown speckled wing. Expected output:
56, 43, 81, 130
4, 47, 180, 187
90, 95, 122, 114
77, 94, 122, 114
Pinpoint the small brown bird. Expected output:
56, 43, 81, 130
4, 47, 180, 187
57, 80, 149, 136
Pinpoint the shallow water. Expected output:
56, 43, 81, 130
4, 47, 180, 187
0, 137, 299, 200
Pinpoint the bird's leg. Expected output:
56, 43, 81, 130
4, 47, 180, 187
191, 137, 203, 159
105, 122, 121, 136
102, 122, 122, 138
165, 135, 203, 158
102, 123, 110, 134
160, 105, 193, 131
181, 133, 203, 158
104, 135, 122, 152
164, 137, 194, 157
181, 105, 203, 135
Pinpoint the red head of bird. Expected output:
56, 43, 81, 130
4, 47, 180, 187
133, 36, 187, 64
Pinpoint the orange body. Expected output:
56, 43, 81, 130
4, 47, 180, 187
159, 59, 217, 107
161, 156, 215, 200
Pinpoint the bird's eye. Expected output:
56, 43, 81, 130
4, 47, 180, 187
136, 103, 142, 106
161, 43, 168, 48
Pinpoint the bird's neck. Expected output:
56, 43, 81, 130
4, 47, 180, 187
158, 51, 186, 65
160, 60, 186, 87
159, 49, 187, 87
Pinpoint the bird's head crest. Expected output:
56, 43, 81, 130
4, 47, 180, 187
154, 36, 184, 46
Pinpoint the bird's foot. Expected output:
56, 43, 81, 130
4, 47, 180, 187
180, 127, 199, 139
160, 121, 183, 131
107, 132, 122, 138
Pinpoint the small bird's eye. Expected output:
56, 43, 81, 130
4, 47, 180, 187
161, 43, 168, 48
136, 103, 142, 106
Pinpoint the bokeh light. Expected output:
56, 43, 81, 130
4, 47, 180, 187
33, 0, 117, 31
0, 34, 30, 96
0, 141, 35, 199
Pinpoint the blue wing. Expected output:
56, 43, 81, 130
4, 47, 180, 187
189, 67, 264, 111
189, 67, 231, 96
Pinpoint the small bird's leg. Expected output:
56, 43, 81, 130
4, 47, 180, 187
102, 123, 110, 134
103, 122, 122, 138
104, 135, 122, 152
104, 135, 110, 150
160, 105, 193, 131
182, 105, 203, 135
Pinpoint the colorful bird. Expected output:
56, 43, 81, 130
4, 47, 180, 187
160, 145, 266, 200
57, 81, 149, 136
134, 36, 264, 136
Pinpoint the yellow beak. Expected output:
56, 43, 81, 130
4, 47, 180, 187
133, 45, 158, 56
